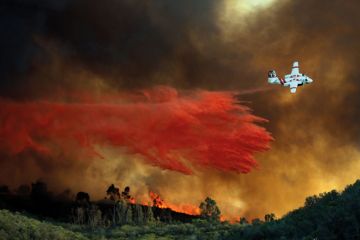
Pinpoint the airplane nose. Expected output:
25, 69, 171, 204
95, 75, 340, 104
307, 77, 313, 83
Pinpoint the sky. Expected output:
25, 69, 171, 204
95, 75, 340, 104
1, 0, 360, 220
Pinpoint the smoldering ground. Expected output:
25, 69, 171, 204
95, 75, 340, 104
1, 0, 360, 220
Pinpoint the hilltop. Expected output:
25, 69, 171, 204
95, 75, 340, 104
1, 180, 360, 239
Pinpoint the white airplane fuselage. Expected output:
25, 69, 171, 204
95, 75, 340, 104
268, 61, 313, 93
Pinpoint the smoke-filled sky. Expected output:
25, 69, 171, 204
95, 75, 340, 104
1, 0, 360, 220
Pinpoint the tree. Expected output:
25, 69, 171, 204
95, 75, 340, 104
75, 192, 90, 207
135, 205, 144, 225
87, 204, 103, 228
125, 205, 133, 224
73, 207, 85, 225
106, 184, 120, 201
144, 206, 155, 224
251, 218, 263, 225
115, 200, 127, 225
239, 217, 249, 225
149, 192, 164, 207
199, 197, 221, 221
265, 213, 276, 222
160, 209, 172, 223
122, 186, 135, 203
305, 195, 319, 207
16, 185, 30, 195
57, 188, 72, 201
31, 181, 49, 200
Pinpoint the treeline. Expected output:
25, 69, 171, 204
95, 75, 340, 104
72, 200, 156, 228
0, 181, 198, 225
72, 183, 157, 227
226, 180, 360, 239
2, 180, 360, 239
68, 184, 223, 228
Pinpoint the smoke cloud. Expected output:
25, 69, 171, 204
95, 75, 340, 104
1, 0, 360, 220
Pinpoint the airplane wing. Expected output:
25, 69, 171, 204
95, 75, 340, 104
290, 61, 300, 75
289, 81, 298, 93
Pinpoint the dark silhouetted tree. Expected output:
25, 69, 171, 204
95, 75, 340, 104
115, 200, 127, 225
305, 195, 319, 207
16, 184, 30, 195
31, 181, 49, 201
75, 192, 90, 206
73, 207, 85, 225
199, 197, 221, 222
125, 205, 133, 224
160, 209, 172, 223
57, 188, 72, 201
144, 206, 155, 224
121, 186, 131, 200
265, 213, 276, 222
135, 205, 144, 225
239, 217, 249, 225
88, 204, 103, 228
150, 192, 164, 207
106, 184, 120, 201
251, 218, 263, 225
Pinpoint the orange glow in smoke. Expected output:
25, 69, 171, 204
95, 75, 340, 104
149, 191, 200, 215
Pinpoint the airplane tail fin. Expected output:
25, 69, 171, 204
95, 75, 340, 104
268, 70, 281, 84
291, 61, 300, 75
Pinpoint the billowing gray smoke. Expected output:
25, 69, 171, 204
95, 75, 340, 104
1, 0, 360, 220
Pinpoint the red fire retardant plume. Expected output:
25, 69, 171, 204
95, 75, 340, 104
0, 87, 272, 174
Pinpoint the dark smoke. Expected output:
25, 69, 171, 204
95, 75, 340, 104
1, 0, 360, 220
0, 0, 230, 99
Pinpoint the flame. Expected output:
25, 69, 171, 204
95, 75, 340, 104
129, 197, 136, 204
149, 191, 165, 207
147, 191, 242, 220
163, 203, 200, 216
149, 191, 200, 215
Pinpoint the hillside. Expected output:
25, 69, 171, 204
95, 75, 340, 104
2, 180, 360, 239
226, 180, 360, 239
0, 210, 86, 240
0, 209, 234, 240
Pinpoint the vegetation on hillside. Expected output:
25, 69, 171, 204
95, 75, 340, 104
2, 180, 360, 239
0, 209, 86, 240
226, 180, 360, 239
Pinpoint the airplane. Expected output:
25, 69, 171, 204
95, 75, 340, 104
268, 61, 313, 93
